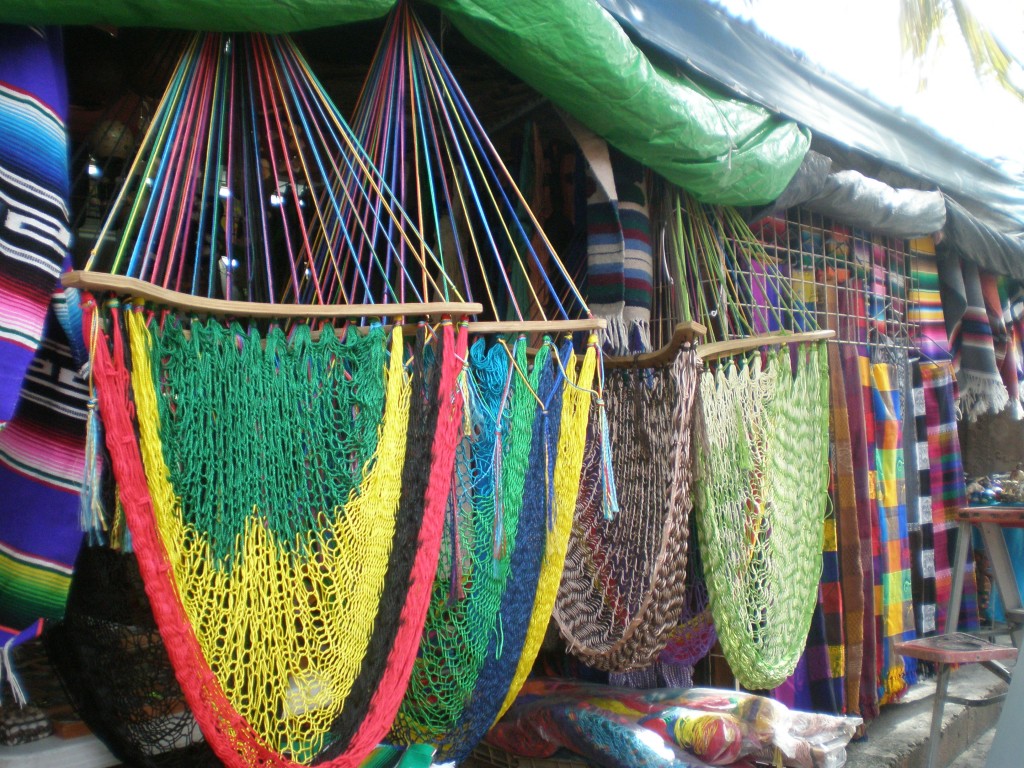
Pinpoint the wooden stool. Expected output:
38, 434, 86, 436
894, 633, 1017, 768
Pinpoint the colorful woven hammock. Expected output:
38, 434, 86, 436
695, 340, 831, 691
553, 344, 699, 672
67, 18, 602, 768
333, 6, 604, 761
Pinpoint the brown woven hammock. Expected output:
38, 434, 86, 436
553, 344, 698, 672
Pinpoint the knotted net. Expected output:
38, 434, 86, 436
553, 346, 699, 671
695, 341, 830, 690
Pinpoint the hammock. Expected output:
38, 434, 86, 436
553, 337, 699, 672
66, 18, 601, 767
322, 6, 604, 762
695, 338, 831, 691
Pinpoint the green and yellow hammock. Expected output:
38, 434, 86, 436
70, 16, 602, 768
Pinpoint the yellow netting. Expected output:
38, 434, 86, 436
494, 337, 597, 722
126, 310, 412, 760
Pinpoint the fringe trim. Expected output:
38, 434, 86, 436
595, 311, 652, 356
957, 371, 1010, 422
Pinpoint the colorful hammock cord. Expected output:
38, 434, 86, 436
387, 336, 537, 745
339, 3, 608, 757
86, 294, 467, 768
554, 345, 699, 672
695, 341, 831, 691
657, 516, 717, 670
664, 190, 817, 343
84, 32, 464, 310
430, 343, 566, 764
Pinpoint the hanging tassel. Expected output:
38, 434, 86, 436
80, 305, 108, 544
597, 397, 620, 520
0, 620, 44, 708
79, 398, 108, 545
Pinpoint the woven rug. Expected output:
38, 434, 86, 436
908, 238, 950, 362
584, 145, 653, 354
909, 363, 938, 637
0, 302, 87, 654
939, 255, 1009, 420
920, 361, 979, 633
0, 26, 72, 422
835, 317, 876, 716
870, 362, 915, 704
986, 274, 1024, 418
822, 285, 863, 716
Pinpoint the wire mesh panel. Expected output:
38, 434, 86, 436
649, 184, 920, 352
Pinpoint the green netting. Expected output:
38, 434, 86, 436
695, 341, 830, 690
389, 336, 543, 745
151, 318, 389, 565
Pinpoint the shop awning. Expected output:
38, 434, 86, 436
0, 0, 810, 207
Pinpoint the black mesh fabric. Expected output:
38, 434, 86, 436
46, 543, 222, 767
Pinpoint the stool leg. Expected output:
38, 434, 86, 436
925, 663, 951, 768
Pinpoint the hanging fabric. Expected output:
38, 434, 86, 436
575, 129, 654, 354
870, 361, 915, 703
821, 282, 864, 716
938, 256, 1010, 420
919, 361, 979, 634
908, 236, 951, 362
695, 340, 830, 691
910, 362, 938, 639
0, 26, 72, 422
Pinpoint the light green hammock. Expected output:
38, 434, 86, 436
694, 340, 830, 691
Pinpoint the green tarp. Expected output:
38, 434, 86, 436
0, 0, 809, 205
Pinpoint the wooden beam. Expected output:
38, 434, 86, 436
603, 321, 707, 368
467, 318, 607, 334
696, 329, 835, 362
61, 271, 483, 319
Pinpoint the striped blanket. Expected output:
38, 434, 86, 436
909, 363, 938, 637
584, 147, 653, 354
908, 237, 950, 361
871, 362, 915, 703
920, 361, 979, 633
0, 26, 71, 422
0, 300, 88, 645
939, 256, 1009, 420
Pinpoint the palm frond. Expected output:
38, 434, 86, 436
899, 0, 1024, 101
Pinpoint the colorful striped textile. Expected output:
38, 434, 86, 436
1002, 281, 1024, 414
870, 362, 915, 704
920, 361, 979, 633
822, 284, 863, 716
828, 337, 863, 715
0, 26, 72, 422
987, 274, 1024, 418
804, 529, 845, 714
939, 255, 1009, 420
0, 302, 87, 645
836, 283, 880, 720
584, 147, 653, 354
909, 363, 938, 637
908, 237, 950, 362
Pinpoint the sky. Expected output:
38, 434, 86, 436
713, 0, 1024, 175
